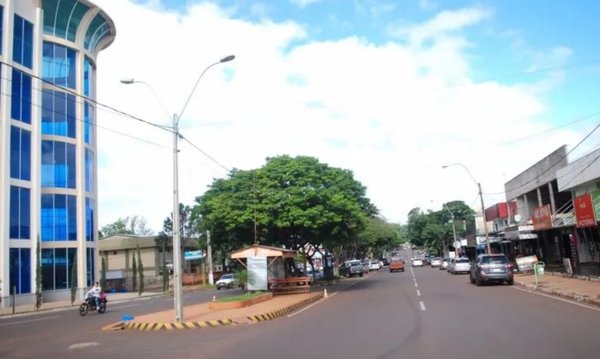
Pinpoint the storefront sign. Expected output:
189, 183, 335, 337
574, 193, 597, 228
532, 205, 552, 230
184, 250, 204, 261
516, 255, 538, 272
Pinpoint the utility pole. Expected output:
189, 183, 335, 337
207, 230, 213, 285
478, 182, 491, 254
172, 113, 183, 322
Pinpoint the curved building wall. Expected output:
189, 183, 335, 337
0, 0, 115, 305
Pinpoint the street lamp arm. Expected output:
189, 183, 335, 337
442, 163, 478, 186
120, 79, 172, 120
177, 55, 235, 123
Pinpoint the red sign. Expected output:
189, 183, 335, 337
574, 193, 597, 228
532, 204, 552, 230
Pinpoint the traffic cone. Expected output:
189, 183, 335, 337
323, 288, 328, 298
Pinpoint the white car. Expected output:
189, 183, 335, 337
430, 257, 443, 267
411, 258, 424, 267
368, 260, 381, 271
449, 257, 471, 274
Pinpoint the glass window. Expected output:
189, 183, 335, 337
86, 198, 95, 241
9, 248, 31, 294
11, 69, 32, 124
10, 126, 31, 180
84, 101, 94, 145
42, 42, 77, 89
84, 57, 94, 97
55, 248, 67, 289
41, 248, 54, 290
86, 248, 95, 286
0, 6, 4, 54
10, 186, 30, 239
41, 194, 77, 241
43, 0, 90, 42
41, 140, 76, 189
85, 15, 111, 52
13, 15, 33, 68
42, 90, 76, 138
85, 149, 94, 192
39, 248, 78, 291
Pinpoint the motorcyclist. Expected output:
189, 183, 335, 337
86, 282, 102, 311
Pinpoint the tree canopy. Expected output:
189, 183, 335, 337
192, 155, 379, 260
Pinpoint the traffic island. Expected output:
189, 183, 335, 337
209, 292, 273, 310
107, 292, 323, 331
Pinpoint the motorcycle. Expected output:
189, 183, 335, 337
79, 291, 107, 316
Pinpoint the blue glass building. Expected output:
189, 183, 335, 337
0, 0, 115, 306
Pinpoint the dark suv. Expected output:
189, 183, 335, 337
470, 254, 513, 286
339, 260, 365, 277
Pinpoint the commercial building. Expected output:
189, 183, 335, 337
0, 0, 115, 306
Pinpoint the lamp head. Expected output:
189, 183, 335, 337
120, 78, 135, 84
442, 165, 449, 169
220, 55, 235, 63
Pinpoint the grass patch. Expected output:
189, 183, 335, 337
216, 291, 268, 303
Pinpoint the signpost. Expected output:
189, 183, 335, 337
184, 250, 204, 261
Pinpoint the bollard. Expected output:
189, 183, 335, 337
323, 288, 328, 298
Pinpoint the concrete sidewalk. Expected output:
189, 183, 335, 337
0, 290, 165, 317
514, 271, 600, 307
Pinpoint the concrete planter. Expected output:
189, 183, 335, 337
209, 292, 273, 310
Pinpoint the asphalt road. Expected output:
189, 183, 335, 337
2, 251, 600, 358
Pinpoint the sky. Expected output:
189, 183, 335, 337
92, 0, 600, 234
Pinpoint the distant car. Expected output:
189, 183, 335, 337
368, 260, 381, 271
339, 260, 365, 277
430, 257, 443, 267
449, 257, 471, 274
389, 257, 405, 272
411, 258, 424, 267
440, 257, 451, 270
470, 254, 514, 286
215, 273, 238, 290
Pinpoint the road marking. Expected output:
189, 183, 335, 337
512, 286, 600, 312
419, 301, 426, 311
68, 342, 99, 350
416, 289, 421, 297
414, 282, 418, 288
0, 315, 60, 327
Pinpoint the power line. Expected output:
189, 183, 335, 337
179, 135, 231, 173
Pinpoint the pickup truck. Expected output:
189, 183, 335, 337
339, 260, 365, 277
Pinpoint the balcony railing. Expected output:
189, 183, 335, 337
551, 200, 575, 228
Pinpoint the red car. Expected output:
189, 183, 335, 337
389, 258, 405, 272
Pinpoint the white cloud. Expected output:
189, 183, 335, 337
92, 1, 581, 233
290, 0, 321, 8
388, 6, 493, 45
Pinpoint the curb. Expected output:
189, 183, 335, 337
116, 292, 324, 331
515, 281, 600, 308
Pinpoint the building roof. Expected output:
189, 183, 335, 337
229, 244, 297, 259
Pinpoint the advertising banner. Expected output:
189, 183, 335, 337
516, 255, 538, 272
184, 250, 204, 261
574, 193, 597, 228
247, 256, 268, 291
532, 204, 552, 230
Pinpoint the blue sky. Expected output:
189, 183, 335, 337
95, 0, 600, 231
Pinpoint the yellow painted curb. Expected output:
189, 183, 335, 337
119, 292, 323, 331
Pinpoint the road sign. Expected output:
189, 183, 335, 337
184, 250, 204, 261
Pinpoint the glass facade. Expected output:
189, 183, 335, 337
41, 248, 77, 290
10, 126, 31, 180
11, 69, 32, 124
85, 149, 94, 192
84, 101, 94, 145
10, 248, 31, 294
42, 89, 76, 138
41, 140, 76, 189
41, 194, 77, 241
43, 42, 77, 89
42, 0, 90, 42
10, 186, 30, 239
86, 248, 95, 286
85, 14, 112, 53
0, 6, 4, 54
13, 15, 33, 68
84, 57, 94, 97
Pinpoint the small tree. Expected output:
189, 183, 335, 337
131, 252, 137, 292
34, 236, 42, 311
100, 256, 107, 290
137, 244, 144, 296
70, 253, 77, 304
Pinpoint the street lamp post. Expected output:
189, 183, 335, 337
121, 54, 235, 322
442, 163, 491, 255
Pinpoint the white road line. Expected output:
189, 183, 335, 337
512, 286, 600, 312
416, 289, 421, 297
414, 282, 418, 288
0, 315, 60, 327
419, 301, 426, 311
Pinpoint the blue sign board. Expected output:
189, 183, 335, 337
184, 250, 204, 261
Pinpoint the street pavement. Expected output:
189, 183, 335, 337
2, 254, 600, 358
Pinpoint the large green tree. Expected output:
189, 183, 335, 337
193, 155, 378, 265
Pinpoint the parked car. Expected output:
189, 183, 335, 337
339, 260, 365, 277
449, 257, 471, 274
368, 260, 381, 271
430, 257, 443, 267
411, 258, 424, 267
440, 257, 451, 270
389, 257, 405, 272
470, 254, 514, 286
215, 273, 238, 290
